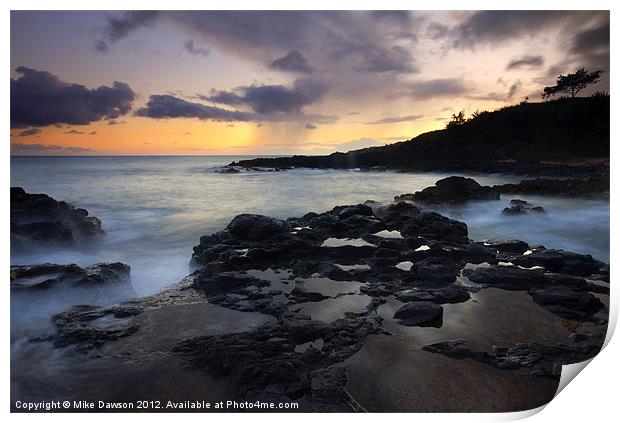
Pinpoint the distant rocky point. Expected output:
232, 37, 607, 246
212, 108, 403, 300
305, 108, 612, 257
228, 97, 609, 177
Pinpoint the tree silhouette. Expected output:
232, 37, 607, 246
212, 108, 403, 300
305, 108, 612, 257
446, 111, 466, 128
542, 68, 604, 99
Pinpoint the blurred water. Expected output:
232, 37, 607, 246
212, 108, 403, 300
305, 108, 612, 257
11, 156, 609, 301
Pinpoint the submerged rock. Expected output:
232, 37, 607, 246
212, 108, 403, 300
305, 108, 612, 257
11, 187, 103, 251
395, 176, 500, 204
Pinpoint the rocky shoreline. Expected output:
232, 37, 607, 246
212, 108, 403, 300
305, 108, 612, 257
10, 176, 609, 412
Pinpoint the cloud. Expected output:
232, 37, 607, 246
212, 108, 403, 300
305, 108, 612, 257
135, 95, 254, 122
305, 123, 317, 129
135, 94, 337, 124
203, 78, 329, 114
406, 78, 471, 99
271, 50, 314, 73
571, 21, 609, 55
64, 129, 84, 135
11, 67, 135, 128
184, 39, 210, 57
95, 11, 160, 52
468, 79, 523, 102
570, 21, 610, 69
426, 22, 450, 40
507, 81, 522, 99
360, 45, 417, 74
11, 143, 96, 155
506, 55, 544, 70
95, 11, 419, 75
16, 127, 41, 137
451, 11, 607, 48
365, 115, 423, 125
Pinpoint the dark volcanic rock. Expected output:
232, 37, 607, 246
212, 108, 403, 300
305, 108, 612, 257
42, 199, 609, 411
395, 177, 500, 204
393, 302, 443, 326
337, 204, 373, 220
401, 211, 468, 244
174, 317, 383, 410
52, 304, 141, 349
11, 187, 104, 250
227, 214, 289, 240
396, 285, 470, 304
412, 257, 461, 286
529, 286, 603, 319
509, 249, 604, 277
423, 339, 603, 378
10, 262, 130, 291
481, 240, 530, 254
495, 175, 609, 199
463, 266, 548, 290
502, 199, 545, 215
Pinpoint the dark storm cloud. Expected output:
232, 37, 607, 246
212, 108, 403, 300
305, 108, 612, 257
136, 94, 337, 124
452, 11, 608, 48
16, 128, 41, 137
361, 45, 417, 74
571, 21, 609, 55
406, 78, 471, 100
305, 123, 317, 129
506, 55, 544, 70
270, 51, 314, 73
95, 11, 160, 52
570, 21, 610, 69
202, 78, 329, 114
11, 143, 96, 155
135, 95, 254, 122
365, 115, 423, 125
11, 67, 135, 128
184, 39, 210, 58
95, 11, 419, 75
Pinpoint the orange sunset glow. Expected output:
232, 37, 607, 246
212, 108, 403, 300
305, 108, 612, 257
10, 11, 610, 155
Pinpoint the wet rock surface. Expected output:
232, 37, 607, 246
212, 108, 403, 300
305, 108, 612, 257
422, 337, 604, 378
395, 176, 500, 204
393, 302, 443, 326
28, 186, 609, 411
502, 199, 545, 215
11, 187, 103, 251
11, 262, 130, 291
174, 318, 383, 411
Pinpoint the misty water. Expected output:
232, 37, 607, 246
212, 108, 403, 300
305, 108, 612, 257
10, 156, 609, 331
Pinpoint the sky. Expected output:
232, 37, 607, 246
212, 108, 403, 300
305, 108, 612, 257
10, 10, 610, 156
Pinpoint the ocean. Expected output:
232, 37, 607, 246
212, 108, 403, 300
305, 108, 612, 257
11, 155, 609, 300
